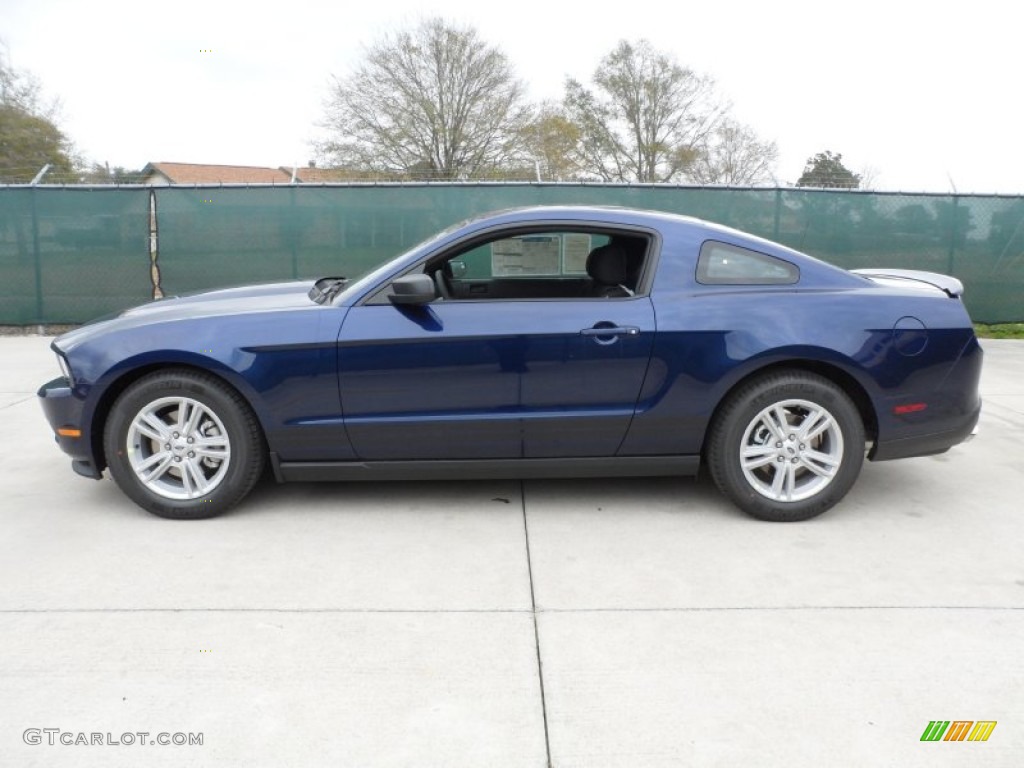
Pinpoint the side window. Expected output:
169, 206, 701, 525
452, 232, 608, 278
696, 241, 799, 285
434, 230, 648, 300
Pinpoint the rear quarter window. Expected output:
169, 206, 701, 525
696, 241, 799, 285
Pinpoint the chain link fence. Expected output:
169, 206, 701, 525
1, 183, 1022, 324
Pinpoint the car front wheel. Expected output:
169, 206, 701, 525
103, 370, 265, 519
707, 371, 865, 522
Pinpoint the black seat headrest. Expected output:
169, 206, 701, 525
586, 244, 629, 286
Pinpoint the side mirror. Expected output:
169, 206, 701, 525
388, 274, 436, 305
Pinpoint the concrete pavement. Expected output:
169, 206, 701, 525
1, 336, 1021, 766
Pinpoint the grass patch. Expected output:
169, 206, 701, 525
974, 323, 1024, 339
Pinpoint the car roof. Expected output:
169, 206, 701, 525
465, 204, 814, 260
464, 204, 701, 228
454, 205, 866, 287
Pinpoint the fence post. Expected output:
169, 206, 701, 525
149, 189, 163, 299
947, 194, 959, 275
31, 186, 43, 323
289, 185, 298, 279
773, 188, 782, 240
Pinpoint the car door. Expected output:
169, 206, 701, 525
516, 296, 655, 457
335, 300, 523, 460
336, 297, 655, 460
337, 225, 658, 461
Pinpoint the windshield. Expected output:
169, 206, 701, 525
330, 216, 476, 302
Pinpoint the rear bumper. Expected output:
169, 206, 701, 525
871, 397, 981, 461
871, 331, 983, 461
38, 376, 102, 479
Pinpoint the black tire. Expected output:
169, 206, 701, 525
103, 369, 265, 519
707, 371, 865, 522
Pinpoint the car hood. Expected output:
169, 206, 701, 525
124, 280, 320, 315
55, 280, 319, 352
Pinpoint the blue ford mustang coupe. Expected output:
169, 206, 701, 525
38, 206, 982, 521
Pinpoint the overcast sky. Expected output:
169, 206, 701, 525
3, 0, 1021, 192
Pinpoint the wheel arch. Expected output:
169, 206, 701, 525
702, 358, 879, 457
88, 363, 268, 474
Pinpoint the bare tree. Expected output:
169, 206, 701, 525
857, 163, 881, 190
1, 43, 76, 182
319, 19, 531, 179
564, 40, 726, 183
0, 43, 52, 116
688, 118, 778, 186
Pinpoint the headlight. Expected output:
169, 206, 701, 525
56, 352, 74, 387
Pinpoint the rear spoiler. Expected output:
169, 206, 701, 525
851, 268, 964, 298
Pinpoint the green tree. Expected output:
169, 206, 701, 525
319, 18, 531, 179
519, 102, 583, 181
0, 47, 75, 183
893, 203, 936, 236
564, 39, 725, 182
987, 202, 1024, 255
933, 199, 973, 249
796, 150, 861, 189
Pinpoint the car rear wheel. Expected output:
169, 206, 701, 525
103, 370, 265, 519
707, 371, 865, 522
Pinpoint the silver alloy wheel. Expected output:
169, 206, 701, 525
126, 396, 231, 500
739, 398, 844, 503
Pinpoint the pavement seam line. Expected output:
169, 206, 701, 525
539, 605, 1024, 612
1, 606, 1019, 614
0, 608, 533, 614
0, 395, 34, 409
521, 480, 553, 768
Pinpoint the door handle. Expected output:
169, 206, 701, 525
580, 326, 640, 336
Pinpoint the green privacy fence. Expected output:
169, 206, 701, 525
1, 184, 1022, 324
0, 188, 151, 324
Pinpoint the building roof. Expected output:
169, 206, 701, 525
143, 162, 293, 184
287, 166, 361, 183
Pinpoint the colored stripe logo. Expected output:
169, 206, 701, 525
921, 721, 997, 742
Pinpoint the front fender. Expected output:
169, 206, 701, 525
56, 306, 352, 472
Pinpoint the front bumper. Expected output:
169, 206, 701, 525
38, 376, 102, 479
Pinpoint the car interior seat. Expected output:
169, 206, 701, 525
585, 243, 636, 297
